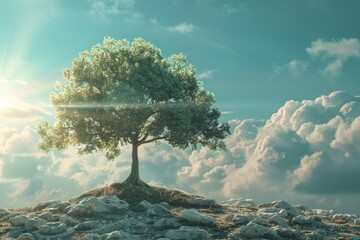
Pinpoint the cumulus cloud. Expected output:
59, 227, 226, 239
167, 23, 197, 34
306, 38, 360, 75
221, 3, 248, 14
274, 60, 308, 76
89, 0, 141, 21
198, 70, 215, 80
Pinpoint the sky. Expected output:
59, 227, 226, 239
0, 0, 360, 214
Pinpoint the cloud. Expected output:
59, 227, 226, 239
274, 60, 308, 76
306, 38, 360, 75
89, 0, 141, 21
221, 3, 248, 14
198, 70, 215, 80
167, 23, 197, 34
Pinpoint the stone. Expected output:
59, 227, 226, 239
38, 212, 56, 222
273, 200, 302, 217
257, 207, 287, 219
165, 226, 211, 240
17, 233, 36, 240
139, 200, 170, 217
60, 214, 80, 227
34, 200, 62, 210
96, 218, 134, 234
9, 215, 30, 226
153, 218, 182, 229
224, 214, 253, 225
103, 231, 141, 240
249, 218, 268, 226
273, 226, 300, 239
221, 198, 256, 208
24, 217, 47, 230
354, 219, 360, 225
181, 209, 216, 225
292, 215, 316, 225
82, 233, 102, 240
332, 214, 357, 223
0, 209, 10, 219
188, 198, 218, 207
66, 195, 129, 217
268, 214, 290, 228
239, 222, 278, 239
74, 221, 99, 231
39, 222, 67, 235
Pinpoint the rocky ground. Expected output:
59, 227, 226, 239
0, 183, 359, 240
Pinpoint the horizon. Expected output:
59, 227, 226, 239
1, 0, 360, 215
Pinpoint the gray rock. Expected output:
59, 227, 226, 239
0, 209, 10, 219
66, 195, 129, 217
273, 200, 302, 217
9, 215, 30, 226
354, 219, 360, 225
96, 218, 135, 234
81, 233, 102, 240
221, 198, 256, 208
34, 200, 62, 210
188, 198, 218, 207
38, 212, 56, 222
249, 218, 268, 226
139, 200, 171, 217
153, 218, 182, 229
60, 214, 80, 227
181, 209, 216, 226
103, 231, 141, 240
17, 233, 36, 240
332, 214, 357, 223
165, 226, 211, 240
224, 214, 253, 225
257, 207, 287, 219
39, 222, 67, 235
239, 222, 277, 239
24, 217, 47, 230
292, 215, 316, 225
74, 221, 100, 231
273, 226, 300, 239
269, 214, 290, 228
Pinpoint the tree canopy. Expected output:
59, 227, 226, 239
38, 37, 230, 186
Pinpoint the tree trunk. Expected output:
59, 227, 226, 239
124, 142, 148, 187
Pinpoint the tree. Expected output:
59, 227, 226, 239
38, 37, 230, 187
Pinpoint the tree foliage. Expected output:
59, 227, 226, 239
38, 37, 230, 183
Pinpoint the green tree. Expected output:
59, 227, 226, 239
38, 37, 230, 186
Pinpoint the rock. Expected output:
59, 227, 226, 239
0, 209, 10, 219
74, 221, 100, 231
221, 198, 256, 208
103, 231, 141, 240
292, 215, 316, 225
24, 217, 47, 230
181, 209, 216, 226
269, 214, 290, 228
332, 214, 357, 223
81, 233, 102, 240
139, 200, 170, 217
354, 219, 360, 225
96, 218, 135, 234
224, 214, 253, 225
38, 212, 56, 222
66, 195, 129, 217
165, 226, 211, 240
34, 200, 62, 210
153, 218, 182, 229
273, 200, 302, 217
273, 226, 300, 239
257, 207, 287, 219
239, 222, 278, 239
249, 218, 268, 226
313, 209, 335, 217
39, 222, 67, 235
9, 215, 30, 226
188, 198, 218, 208
60, 214, 80, 227
17, 233, 36, 240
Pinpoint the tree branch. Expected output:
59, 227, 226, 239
139, 136, 165, 145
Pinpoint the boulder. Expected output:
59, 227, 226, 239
224, 214, 253, 225
181, 209, 216, 226
74, 221, 99, 231
269, 214, 290, 228
38, 213, 56, 222
96, 218, 135, 234
221, 198, 256, 208
153, 218, 182, 229
39, 222, 67, 235
273, 200, 302, 217
103, 231, 141, 240
17, 233, 36, 240
188, 198, 218, 208
165, 226, 211, 240
257, 207, 287, 219
24, 217, 47, 230
332, 214, 357, 223
354, 219, 360, 225
66, 195, 129, 217
249, 218, 268, 226
0, 209, 10, 219
60, 214, 80, 227
292, 215, 316, 225
239, 222, 278, 239
9, 215, 30, 226
273, 226, 300, 239
139, 200, 170, 217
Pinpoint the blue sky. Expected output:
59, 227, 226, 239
1, 0, 360, 214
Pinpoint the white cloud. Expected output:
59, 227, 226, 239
89, 0, 140, 21
306, 38, 360, 75
167, 23, 197, 34
274, 60, 308, 75
221, 3, 248, 14
198, 70, 215, 80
